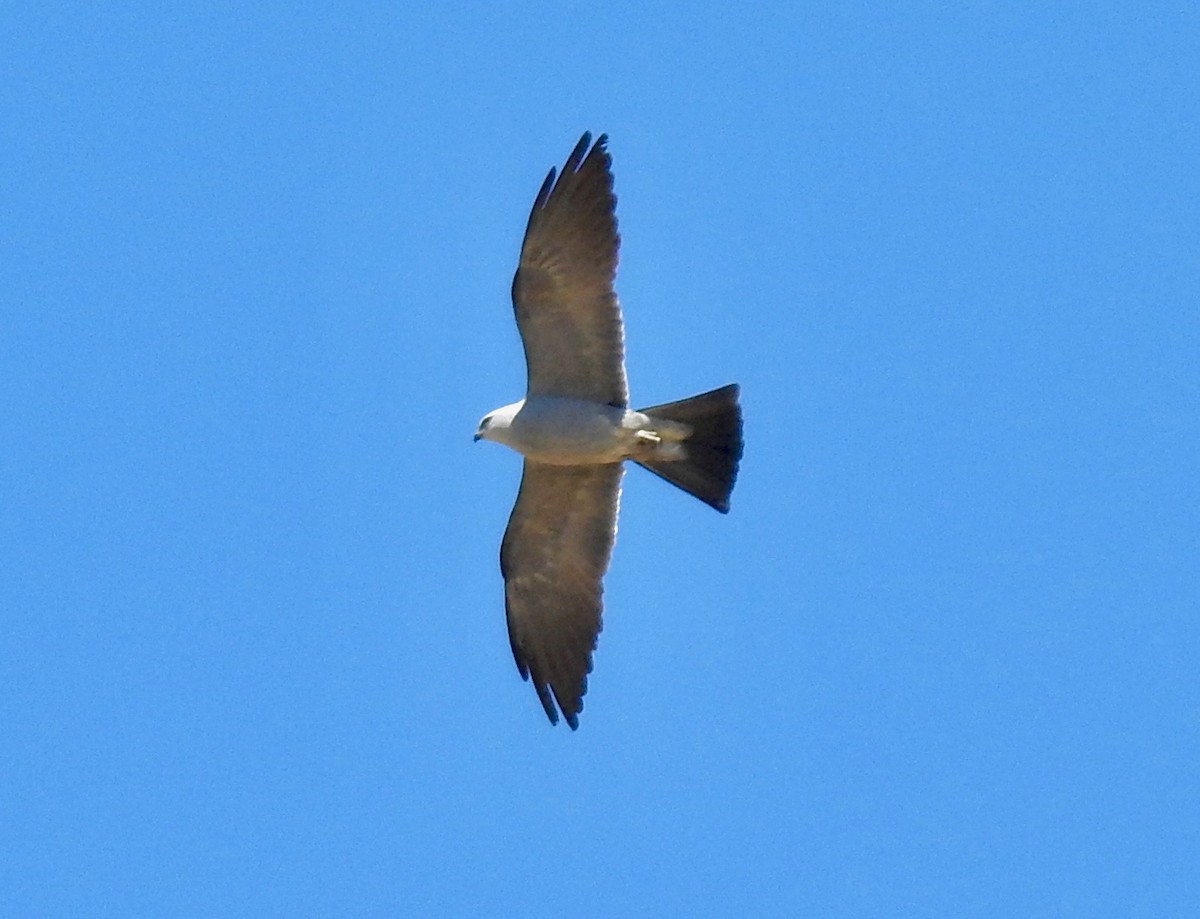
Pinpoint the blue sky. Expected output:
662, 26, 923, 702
3, 2, 1198, 915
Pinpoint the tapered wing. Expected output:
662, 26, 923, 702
500, 461, 623, 729
511, 133, 628, 407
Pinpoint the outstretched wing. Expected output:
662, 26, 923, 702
500, 461, 623, 729
511, 133, 628, 407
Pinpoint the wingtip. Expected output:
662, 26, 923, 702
536, 687, 560, 726
567, 131, 611, 172
589, 132, 610, 162
566, 132, 591, 172
532, 166, 557, 212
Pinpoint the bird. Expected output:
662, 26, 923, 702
475, 132, 743, 729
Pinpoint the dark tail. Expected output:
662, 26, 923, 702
634, 384, 743, 513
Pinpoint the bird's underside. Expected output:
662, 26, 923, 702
478, 133, 743, 729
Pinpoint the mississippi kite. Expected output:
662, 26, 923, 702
475, 133, 743, 729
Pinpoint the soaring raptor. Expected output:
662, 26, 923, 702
475, 133, 743, 728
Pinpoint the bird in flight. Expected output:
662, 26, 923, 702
475, 133, 743, 729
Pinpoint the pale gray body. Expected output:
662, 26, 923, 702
476, 396, 688, 465
475, 133, 742, 729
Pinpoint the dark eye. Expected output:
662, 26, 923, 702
481, 417, 491, 429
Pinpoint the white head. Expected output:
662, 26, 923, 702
474, 401, 522, 446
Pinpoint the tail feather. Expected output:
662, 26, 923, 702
634, 383, 743, 513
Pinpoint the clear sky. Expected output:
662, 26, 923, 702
3, 3, 1198, 916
